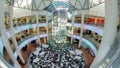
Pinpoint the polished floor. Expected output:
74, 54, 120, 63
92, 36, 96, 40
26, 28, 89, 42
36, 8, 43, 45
19, 43, 94, 68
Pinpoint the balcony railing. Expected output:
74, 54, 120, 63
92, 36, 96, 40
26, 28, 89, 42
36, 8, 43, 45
95, 33, 120, 68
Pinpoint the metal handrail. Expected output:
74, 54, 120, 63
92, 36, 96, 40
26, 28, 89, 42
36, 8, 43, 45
105, 33, 120, 68
94, 32, 120, 68
106, 49, 120, 68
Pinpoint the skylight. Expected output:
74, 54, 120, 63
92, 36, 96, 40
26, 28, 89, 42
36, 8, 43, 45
53, 0, 68, 2
44, 1, 76, 13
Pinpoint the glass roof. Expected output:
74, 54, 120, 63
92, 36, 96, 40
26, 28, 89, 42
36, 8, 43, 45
6, 0, 105, 16
5, 0, 104, 11
44, 1, 76, 13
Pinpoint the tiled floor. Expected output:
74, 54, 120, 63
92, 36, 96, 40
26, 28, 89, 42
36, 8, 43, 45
19, 43, 37, 68
73, 44, 95, 68
19, 43, 94, 68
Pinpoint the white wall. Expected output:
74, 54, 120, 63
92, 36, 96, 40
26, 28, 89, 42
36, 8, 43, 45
13, 8, 31, 18
13, 7, 52, 18
89, 3, 105, 17
75, 3, 105, 17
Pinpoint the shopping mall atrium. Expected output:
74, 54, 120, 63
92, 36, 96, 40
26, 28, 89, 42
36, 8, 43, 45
0, 0, 120, 68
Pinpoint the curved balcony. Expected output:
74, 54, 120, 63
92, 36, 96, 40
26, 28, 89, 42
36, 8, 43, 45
1, 23, 119, 68
0, 22, 103, 56
6, 23, 103, 39
13, 33, 97, 58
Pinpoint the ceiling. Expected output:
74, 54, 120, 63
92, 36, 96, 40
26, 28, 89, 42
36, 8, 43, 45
5, 0, 104, 13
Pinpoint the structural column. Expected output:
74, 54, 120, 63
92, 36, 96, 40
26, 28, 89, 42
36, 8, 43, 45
78, 10, 85, 48
0, 0, 21, 68
58, 10, 61, 31
36, 11, 41, 45
94, 18, 96, 25
90, 0, 118, 68
26, 17, 30, 34
9, 6, 25, 64
71, 14, 75, 44
46, 14, 49, 41
15, 18, 18, 27
65, 10, 67, 42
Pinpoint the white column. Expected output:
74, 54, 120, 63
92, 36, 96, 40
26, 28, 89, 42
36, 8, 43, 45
94, 18, 97, 25
90, 0, 118, 68
36, 11, 41, 45
15, 19, 18, 27
9, 6, 25, 64
65, 10, 67, 42
58, 11, 61, 32
26, 17, 30, 34
71, 14, 75, 44
58, 10, 60, 22
0, 0, 21, 68
46, 14, 49, 41
78, 10, 84, 48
